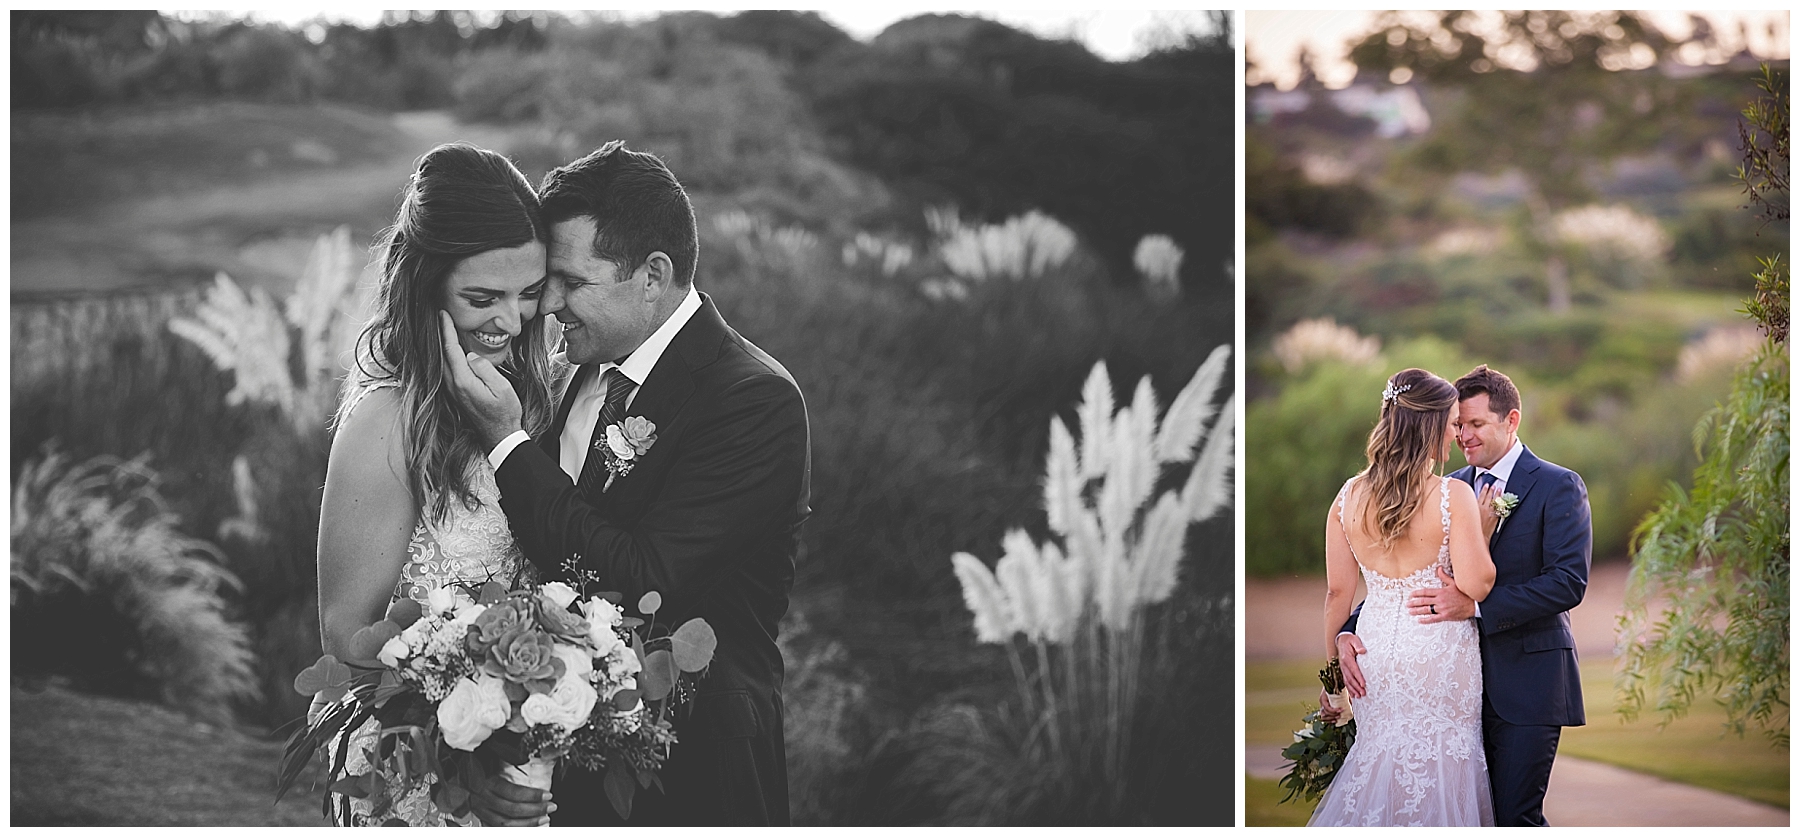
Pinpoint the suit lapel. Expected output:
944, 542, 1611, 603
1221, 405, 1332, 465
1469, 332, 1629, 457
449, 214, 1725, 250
1489, 446, 1543, 546
597, 294, 728, 504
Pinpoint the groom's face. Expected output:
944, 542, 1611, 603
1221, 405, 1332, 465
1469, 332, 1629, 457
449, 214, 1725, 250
1454, 393, 1519, 470
543, 216, 654, 366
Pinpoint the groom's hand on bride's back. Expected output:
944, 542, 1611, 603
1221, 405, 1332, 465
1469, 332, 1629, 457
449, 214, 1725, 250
470, 774, 554, 827
438, 310, 524, 448
1408, 567, 1475, 623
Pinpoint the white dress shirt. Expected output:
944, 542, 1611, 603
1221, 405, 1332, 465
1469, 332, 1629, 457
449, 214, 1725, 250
1474, 437, 1524, 496
488, 285, 700, 478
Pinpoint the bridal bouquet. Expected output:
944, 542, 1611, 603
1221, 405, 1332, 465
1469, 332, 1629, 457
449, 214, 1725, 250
277, 578, 715, 824
1277, 659, 1358, 804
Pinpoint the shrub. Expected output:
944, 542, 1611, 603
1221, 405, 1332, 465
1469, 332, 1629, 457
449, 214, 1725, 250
11, 446, 258, 722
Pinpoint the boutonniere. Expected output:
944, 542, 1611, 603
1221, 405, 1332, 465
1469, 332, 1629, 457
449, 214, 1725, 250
593, 416, 657, 491
1491, 492, 1520, 531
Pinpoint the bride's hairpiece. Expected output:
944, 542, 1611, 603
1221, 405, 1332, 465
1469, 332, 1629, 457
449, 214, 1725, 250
1382, 381, 1412, 404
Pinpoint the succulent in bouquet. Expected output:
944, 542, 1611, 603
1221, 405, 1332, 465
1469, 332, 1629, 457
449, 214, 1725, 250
277, 574, 715, 823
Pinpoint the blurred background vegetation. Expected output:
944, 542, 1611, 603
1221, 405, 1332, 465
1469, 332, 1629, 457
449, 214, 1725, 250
1245, 11, 1787, 576
10, 10, 1232, 826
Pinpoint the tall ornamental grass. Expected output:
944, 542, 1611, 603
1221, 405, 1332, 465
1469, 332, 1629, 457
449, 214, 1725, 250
11, 446, 258, 723
946, 346, 1233, 820
931, 207, 1079, 282
160, 226, 369, 725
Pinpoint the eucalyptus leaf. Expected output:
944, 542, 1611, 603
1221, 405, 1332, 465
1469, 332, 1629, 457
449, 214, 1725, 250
638, 590, 662, 615
384, 597, 423, 628
669, 618, 717, 673
347, 620, 401, 662
642, 649, 676, 700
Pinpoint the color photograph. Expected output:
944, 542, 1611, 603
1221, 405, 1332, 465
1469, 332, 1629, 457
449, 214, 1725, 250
10, 10, 1234, 826
1243, 10, 1788, 828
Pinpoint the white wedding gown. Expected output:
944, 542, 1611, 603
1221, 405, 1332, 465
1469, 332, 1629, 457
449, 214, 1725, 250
329, 379, 533, 827
1308, 476, 1494, 827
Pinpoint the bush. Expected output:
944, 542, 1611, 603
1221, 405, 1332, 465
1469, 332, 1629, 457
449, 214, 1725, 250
11, 446, 258, 722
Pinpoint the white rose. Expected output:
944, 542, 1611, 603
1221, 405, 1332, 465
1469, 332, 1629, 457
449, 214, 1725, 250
519, 693, 559, 728
450, 603, 488, 628
540, 582, 579, 609
438, 675, 513, 751
581, 596, 624, 628
588, 621, 622, 659
522, 676, 599, 731
605, 425, 636, 461
427, 586, 457, 616
377, 635, 411, 668
551, 642, 594, 681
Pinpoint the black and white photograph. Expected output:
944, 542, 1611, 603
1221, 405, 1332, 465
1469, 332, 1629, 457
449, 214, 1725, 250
11, 9, 1236, 826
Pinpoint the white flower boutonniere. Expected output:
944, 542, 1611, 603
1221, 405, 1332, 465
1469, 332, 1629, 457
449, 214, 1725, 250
1491, 491, 1520, 533
593, 416, 657, 491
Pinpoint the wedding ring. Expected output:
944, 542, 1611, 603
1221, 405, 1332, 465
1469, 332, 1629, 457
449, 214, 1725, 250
1430, 604, 1437, 615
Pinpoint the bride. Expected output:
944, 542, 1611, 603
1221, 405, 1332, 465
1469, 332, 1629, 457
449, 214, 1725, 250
313, 143, 563, 826
1307, 368, 1499, 827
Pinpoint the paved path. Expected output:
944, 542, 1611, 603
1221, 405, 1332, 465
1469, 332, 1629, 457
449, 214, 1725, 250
1246, 562, 1789, 826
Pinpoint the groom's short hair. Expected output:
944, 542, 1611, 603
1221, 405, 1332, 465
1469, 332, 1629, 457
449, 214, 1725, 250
1454, 365, 1520, 418
539, 141, 699, 288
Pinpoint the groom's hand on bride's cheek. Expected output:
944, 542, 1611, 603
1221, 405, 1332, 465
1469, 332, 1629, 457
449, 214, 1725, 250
470, 775, 554, 827
438, 310, 523, 448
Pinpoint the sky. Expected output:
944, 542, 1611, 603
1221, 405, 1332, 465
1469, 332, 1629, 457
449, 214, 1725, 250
1246, 10, 1790, 90
183, 8, 1225, 62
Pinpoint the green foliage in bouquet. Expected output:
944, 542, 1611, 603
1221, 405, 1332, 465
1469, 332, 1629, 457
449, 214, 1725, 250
10, 445, 258, 723
1279, 660, 1356, 805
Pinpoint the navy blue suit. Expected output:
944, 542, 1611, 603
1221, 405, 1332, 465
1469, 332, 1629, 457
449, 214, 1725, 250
1344, 445, 1589, 826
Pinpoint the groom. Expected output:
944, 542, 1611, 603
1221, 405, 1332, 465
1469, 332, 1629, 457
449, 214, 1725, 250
443, 141, 810, 825
1332, 365, 1590, 826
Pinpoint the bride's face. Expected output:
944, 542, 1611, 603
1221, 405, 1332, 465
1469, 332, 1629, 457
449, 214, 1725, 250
441, 241, 547, 368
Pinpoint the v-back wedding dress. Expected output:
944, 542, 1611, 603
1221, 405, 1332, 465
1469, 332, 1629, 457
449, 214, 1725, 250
1308, 476, 1494, 827
329, 378, 534, 827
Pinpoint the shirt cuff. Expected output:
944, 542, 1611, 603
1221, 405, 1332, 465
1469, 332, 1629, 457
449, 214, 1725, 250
488, 430, 531, 471
1474, 603, 1482, 620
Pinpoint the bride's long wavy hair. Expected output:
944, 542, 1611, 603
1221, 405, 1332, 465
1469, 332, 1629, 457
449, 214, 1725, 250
1355, 368, 1458, 549
338, 143, 556, 523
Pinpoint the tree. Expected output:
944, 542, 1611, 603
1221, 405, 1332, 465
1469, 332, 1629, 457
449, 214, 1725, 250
1347, 12, 1689, 311
1618, 66, 1788, 746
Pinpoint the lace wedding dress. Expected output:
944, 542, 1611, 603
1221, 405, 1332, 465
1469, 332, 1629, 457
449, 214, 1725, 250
329, 379, 533, 827
1308, 476, 1494, 827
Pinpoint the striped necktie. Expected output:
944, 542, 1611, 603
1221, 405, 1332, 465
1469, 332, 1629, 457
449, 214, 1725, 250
579, 368, 637, 492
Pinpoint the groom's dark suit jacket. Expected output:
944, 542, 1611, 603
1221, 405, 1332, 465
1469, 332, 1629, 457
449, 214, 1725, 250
1450, 445, 1589, 728
494, 292, 810, 826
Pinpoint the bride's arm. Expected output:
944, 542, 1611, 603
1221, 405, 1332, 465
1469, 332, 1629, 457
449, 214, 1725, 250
1322, 502, 1359, 661
1446, 480, 1496, 602
317, 387, 419, 661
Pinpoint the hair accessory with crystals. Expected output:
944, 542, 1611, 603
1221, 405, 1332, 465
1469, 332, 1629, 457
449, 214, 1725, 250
1382, 381, 1413, 404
